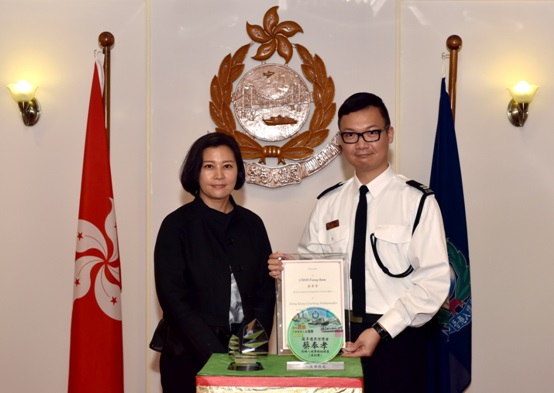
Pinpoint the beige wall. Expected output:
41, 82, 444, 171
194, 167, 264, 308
1, 1, 553, 392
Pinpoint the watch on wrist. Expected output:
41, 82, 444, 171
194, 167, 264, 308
372, 322, 391, 342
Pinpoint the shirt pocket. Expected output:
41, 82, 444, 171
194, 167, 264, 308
372, 224, 412, 275
317, 224, 348, 254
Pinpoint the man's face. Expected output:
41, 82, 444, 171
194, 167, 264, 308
339, 106, 393, 182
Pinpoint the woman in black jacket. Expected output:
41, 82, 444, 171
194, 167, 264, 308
152, 133, 275, 393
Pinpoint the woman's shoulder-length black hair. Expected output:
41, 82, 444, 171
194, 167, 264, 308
180, 132, 246, 195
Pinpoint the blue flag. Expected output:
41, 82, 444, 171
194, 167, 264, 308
427, 78, 472, 392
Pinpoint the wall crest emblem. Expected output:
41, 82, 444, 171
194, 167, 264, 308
209, 6, 341, 188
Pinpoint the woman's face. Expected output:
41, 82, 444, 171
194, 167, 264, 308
198, 145, 238, 210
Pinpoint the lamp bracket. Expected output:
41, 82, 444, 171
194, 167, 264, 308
17, 98, 41, 126
507, 100, 528, 127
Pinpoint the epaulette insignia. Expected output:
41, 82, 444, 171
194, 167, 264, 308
317, 182, 344, 199
406, 180, 434, 195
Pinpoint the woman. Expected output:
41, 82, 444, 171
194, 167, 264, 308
152, 132, 275, 393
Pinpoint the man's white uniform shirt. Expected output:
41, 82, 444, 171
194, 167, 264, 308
298, 166, 450, 338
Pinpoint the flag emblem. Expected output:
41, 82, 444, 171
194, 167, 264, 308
74, 198, 122, 321
436, 241, 471, 334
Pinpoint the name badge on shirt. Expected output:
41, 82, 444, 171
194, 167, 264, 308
326, 220, 340, 230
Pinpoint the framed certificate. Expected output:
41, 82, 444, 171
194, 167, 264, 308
276, 254, 348, 356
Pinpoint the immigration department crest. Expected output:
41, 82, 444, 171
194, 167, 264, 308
209, 6, 340, 187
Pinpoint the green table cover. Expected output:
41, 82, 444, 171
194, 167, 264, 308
198, 353, 363, 379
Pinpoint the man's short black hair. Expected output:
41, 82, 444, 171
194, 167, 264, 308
337, 92, 391, 129
180, 132, 246, 195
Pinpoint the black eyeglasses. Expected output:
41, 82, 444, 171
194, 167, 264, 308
339, 125, 390, 144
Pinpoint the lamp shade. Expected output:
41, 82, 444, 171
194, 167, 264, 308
7, 80, 38, 102
508, 81, 538, 104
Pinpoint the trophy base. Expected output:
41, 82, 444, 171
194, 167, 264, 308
227, 361, 264, 371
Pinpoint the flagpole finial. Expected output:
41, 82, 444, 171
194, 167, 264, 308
98, 32, 115, 50
446, 35, 462, 51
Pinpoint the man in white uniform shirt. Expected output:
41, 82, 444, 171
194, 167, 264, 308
268, 92, 450, 392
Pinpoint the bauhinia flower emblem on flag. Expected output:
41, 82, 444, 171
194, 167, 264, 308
74, 197, 122, 321
210, 6, 341, 187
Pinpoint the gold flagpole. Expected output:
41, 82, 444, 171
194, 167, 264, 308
98, 32, 115, 150
446, 35, 462, 122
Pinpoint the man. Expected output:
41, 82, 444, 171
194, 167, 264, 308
269, 92, 450, 392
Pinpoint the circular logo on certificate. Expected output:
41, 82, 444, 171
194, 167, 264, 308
287, 307, 343, 363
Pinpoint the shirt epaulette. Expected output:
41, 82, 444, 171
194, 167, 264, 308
317, 182, 344, 199
406, 180, 434, 236
406, 180, 434, 196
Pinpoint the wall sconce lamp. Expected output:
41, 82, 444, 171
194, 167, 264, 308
7, 80, 41, 126
507, 81, 538, 127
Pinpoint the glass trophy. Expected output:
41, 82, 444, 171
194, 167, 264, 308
227, 319, 268, 371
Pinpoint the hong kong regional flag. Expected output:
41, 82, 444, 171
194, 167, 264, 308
68, 55, 124, 393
